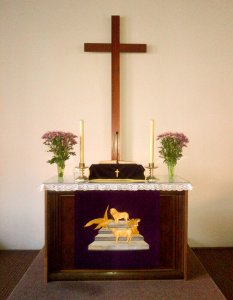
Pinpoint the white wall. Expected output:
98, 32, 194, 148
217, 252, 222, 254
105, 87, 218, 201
0, 0, 232, 249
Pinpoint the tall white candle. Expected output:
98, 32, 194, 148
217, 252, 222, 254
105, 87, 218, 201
149, 119, 154, 165
80, 120, 84, 164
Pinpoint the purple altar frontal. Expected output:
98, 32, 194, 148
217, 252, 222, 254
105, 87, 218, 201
75, 190, 160, 270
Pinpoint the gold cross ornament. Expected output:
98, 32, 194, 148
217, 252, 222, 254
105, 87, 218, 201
115, 169, 120, 178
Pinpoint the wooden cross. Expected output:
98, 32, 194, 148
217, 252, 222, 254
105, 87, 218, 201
84, 16, 147, 161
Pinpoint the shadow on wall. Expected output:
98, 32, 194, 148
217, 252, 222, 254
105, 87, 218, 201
0, 242, 7, 250
188, 239, 209, 248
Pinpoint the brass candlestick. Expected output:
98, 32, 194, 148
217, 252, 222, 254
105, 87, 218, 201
146, 163, 157, 182
74, 163, 88, 182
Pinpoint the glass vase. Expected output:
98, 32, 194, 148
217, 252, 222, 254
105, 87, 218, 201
57, 162, 65, 182
167, 162, 175, 181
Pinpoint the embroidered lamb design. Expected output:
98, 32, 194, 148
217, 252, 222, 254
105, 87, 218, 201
111, 228, 132, 243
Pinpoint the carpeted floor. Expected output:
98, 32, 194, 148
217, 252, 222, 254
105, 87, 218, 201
194, 248, 233, 300
0, 250, 38, 300
7, 248, 226, 300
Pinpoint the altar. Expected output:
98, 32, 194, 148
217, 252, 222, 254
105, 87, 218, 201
40, 14, 193, 282
43, 175, 192, 281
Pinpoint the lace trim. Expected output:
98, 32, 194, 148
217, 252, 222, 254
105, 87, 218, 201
41, 182, 192, 192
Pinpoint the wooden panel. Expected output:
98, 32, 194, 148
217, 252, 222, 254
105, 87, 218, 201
46, 192, 75, 273
46, 192, 62, 272
159, 192, 176, 268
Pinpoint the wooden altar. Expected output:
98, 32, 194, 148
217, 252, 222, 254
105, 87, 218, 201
43, 176, 192, 281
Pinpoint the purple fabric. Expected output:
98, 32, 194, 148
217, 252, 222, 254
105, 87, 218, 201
75, 190, 160, 269
89, 164, 145, 180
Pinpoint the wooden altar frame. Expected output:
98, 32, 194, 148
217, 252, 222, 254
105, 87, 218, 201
45, 189, 188, 281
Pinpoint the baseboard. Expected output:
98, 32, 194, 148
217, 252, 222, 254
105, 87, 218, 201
192, 246, 233, 250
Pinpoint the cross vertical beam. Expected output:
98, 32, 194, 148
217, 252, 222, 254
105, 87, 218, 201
111, 16, 120, 161
84, 16, 147, 161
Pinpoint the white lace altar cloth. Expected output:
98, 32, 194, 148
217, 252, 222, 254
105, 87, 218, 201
41, 175, 192, 192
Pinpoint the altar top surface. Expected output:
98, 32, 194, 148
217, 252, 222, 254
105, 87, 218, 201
42, 175, 192, 192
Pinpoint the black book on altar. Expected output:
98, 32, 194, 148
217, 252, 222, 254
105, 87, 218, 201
89, 164, 145, 181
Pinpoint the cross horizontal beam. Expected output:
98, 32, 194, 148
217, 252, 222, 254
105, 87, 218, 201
84, 43, 147, 53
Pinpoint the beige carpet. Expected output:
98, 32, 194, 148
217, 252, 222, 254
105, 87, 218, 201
8, 249, 226, 300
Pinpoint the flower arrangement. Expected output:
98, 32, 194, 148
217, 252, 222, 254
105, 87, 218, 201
157, 132, 189, 180
42, 131, 77, 180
